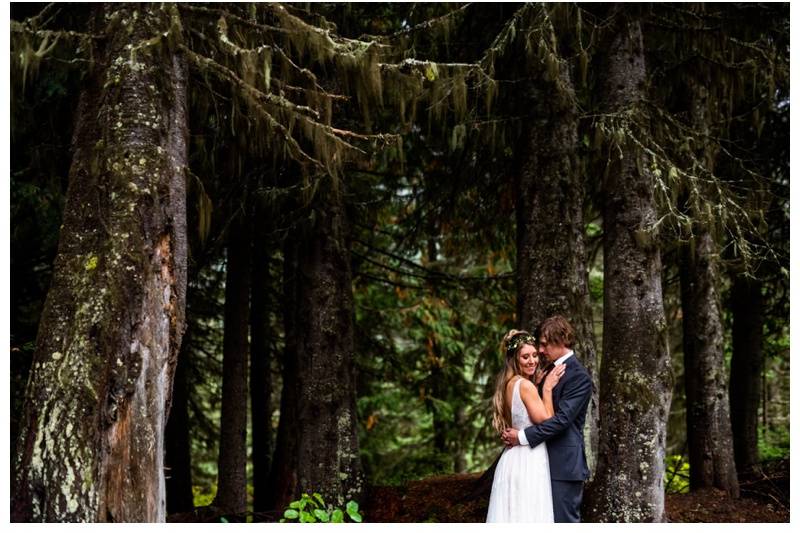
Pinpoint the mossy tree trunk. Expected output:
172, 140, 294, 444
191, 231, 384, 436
11, 3, 188, 522
679, 81, 739, 497
515, 59, 599, 475
729, 274, 764, 474
293, 180, 364, 506
680, 227, 739, 497
165, 327, 194, 515
214, 211, 251, 517
250, 203, 275, 517
583, 10, 673, 522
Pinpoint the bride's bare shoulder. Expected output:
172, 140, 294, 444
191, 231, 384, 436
517, 379, 539, 399
505, 377, 522, 392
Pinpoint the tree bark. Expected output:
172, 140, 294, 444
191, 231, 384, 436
424, 334, 449, 466
214, 211, 251, 517
12, 3, 188, 522
583, 12, 673, 522
293, 180, 364, 506
729, 274, 764, 473
677, 77, 739, 497
264, 237, 301, 512
680, 227, 740, 497
515, 51, 599, 476
165, 327, 194, 515
250, 205, 274, 517
424, 234, 450, 466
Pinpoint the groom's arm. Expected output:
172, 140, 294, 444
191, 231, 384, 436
521, 371, 592, 448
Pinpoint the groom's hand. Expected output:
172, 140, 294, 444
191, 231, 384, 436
501, 428, 519, 447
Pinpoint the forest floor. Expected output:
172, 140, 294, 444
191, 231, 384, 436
362, 458, 789, 523
168, 459, 788, 523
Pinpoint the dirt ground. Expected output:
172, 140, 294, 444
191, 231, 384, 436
362, 459, 789, 523
167, 459, 788, 522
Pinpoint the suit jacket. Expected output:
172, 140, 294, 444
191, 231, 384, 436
523, 354, 592, 481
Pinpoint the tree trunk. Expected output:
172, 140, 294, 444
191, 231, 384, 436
250, 205, 274, 517
293, 181, 364, 506
680, 228, 739, 497
264, 237, 301, 512
165, 327, 194, 515
678, 77, 739, 496
424, 235, 449, 465
11, 4, 188, 522
729, 274, 764, 473
426, 339, 449, 462
583, 12, 673, 522
453, 406, 468, 473
214, 212, 251, 517
515, 55, 599, 476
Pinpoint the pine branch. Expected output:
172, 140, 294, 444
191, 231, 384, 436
367, 3, 475, 42
181, 44, 332, 170
177, 4, 291, 36
354, 238, 513, 284
355, 272, 423, 291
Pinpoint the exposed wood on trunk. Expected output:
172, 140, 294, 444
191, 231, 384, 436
12, 4, 188, 522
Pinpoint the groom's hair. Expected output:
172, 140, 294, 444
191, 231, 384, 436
537, 315, 574, 348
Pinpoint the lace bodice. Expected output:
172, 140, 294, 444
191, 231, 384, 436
510, 378, 534, 431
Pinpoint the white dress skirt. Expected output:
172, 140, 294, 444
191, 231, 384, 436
486, 378, 554, 522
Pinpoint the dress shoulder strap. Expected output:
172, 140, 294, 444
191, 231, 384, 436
512, 377, 525, 402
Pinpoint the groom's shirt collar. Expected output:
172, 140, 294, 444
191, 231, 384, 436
554, 350, 574, 366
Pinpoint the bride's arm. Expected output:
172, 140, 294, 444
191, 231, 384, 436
520, 366, 566, 423
519, 380, 550, 424
541, 380, 556, 419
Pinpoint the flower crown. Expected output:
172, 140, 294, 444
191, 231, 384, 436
506, 333, 536, 359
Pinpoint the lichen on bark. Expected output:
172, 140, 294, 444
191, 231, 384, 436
583, 9, 673, 522
291, 179, 364, 507
12, 3, 188, 522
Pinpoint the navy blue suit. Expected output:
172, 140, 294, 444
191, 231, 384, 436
523, 354, 592, 522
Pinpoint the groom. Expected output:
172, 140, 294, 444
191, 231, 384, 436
501, 315, 593, 522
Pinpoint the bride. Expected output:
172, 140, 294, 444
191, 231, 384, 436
486, 329, 565, 522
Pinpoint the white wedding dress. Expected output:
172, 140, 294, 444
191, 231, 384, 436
486, 378, 554, 522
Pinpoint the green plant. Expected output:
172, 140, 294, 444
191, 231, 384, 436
281, 493, 363, 523
758, 424, 790, 461
192, 484, 216, 508
664, 454, 690, 494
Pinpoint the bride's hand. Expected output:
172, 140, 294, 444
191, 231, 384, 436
543, 364, 566, 391
533, 366, 545, 386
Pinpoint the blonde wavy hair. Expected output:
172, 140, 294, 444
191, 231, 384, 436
491, 329, 536, 434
